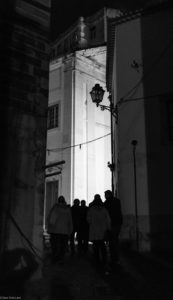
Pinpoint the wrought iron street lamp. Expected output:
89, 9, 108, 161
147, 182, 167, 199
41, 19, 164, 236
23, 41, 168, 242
90, 84, 118, 120
90, 83, 105, 107
90, 83, 118, 195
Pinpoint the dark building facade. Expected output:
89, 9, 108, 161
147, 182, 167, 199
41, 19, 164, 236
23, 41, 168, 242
0, 0, 51, 267
107, 0, 173, 252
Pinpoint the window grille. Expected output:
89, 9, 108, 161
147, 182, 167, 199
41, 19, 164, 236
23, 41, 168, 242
47, 104, 59, 129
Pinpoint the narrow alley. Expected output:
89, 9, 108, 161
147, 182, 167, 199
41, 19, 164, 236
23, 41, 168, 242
22, 244, 173, 300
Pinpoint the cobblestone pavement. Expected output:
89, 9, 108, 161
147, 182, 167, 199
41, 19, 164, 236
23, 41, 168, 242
24, 247, 122, 300
2, 245, 173, 300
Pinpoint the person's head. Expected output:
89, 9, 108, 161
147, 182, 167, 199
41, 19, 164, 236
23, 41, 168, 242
73, 198, 80, 206
81, 200, 86, 207
58, 195, 66, 205
93, 194, 102, 206
104, 190, 113, 201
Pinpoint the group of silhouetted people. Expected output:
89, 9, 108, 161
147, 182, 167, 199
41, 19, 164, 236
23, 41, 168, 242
47, 190, 122, 273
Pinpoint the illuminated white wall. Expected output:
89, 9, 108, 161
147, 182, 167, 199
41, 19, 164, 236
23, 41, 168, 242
46, 46, 111, 207
73, 47, 111, 204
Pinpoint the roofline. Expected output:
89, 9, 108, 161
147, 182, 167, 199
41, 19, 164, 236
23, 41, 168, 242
51, 7, 120, 46
50, 44, 107, 64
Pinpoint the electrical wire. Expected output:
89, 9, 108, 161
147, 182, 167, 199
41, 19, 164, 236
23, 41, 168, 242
47, 132, 111, 153
118, 92, 171, 105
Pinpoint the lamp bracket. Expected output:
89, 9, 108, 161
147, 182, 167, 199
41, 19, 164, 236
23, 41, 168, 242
97, 104, 118, 123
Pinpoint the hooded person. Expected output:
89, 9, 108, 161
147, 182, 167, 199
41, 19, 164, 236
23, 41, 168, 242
47, 196, 73, 263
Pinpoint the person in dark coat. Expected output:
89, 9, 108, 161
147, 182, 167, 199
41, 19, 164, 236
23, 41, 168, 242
70, 198, 81, 255
87, 194, 111, 272
77, 200, 89, 255
104, 190, 123, 269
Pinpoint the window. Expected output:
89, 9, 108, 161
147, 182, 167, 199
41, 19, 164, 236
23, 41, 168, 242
47, 104, 59, 129
167, 100, 173, 141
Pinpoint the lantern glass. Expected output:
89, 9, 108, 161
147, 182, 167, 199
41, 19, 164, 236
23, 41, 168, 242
90, 84, 105, 106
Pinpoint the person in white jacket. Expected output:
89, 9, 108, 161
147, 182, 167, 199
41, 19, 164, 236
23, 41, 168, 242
47, 196, 73, 263
87, 194, 111, 272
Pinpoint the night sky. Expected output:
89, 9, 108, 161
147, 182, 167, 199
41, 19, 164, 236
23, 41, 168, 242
51, 0, 153, 40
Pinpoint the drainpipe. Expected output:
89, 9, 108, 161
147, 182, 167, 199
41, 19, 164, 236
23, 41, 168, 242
131, 140, 139, 251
